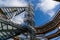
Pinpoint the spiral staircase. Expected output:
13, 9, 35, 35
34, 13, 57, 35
35, 10, 60, 40
0, 3, 60, 40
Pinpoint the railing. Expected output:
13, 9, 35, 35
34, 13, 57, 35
35, 11, 60, 34
0, 7, 35, 40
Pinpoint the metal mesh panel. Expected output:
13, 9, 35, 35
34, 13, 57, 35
0, 22, 19, 40
0, 6, 35, 40
1, 8, 26, 19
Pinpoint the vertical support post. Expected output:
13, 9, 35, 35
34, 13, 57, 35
26, 3, 36, 40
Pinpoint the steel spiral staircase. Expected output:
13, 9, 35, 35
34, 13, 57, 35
0, 3, 60, 40
0, 4, 36, 40
35, 10, 60, 40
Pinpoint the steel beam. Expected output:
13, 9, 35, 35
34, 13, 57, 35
35, 11, 60, 34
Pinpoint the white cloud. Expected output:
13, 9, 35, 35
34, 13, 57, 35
37, 0, 59, 12
36, 0, 60, 17
10, 11, 27, 24
47, 11, 55, 17
0, 0, 28, 7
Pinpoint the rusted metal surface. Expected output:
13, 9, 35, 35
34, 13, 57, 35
0, 5, 36, 40
46, 30, 60, 39
35, 11, 60, 40
54, 0, 60, 2
35, 11, 60, 34
13, 36, 20, 40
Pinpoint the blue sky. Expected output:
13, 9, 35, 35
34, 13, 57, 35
31, 0, 60, 26
26, 0, 60, 26
0, 0, 60, 26
0, 0, 60, 40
